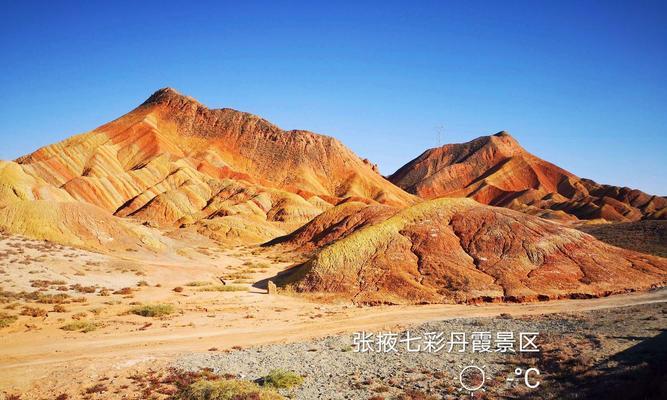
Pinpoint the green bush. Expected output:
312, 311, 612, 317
130, 303, 175, 317
262, 369, 304, 389
178, 378, 283, 400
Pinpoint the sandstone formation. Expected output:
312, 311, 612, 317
389, 132, 666, 222
16, 88, 413, 212
276, 198, 667, 304
0, 200, 166, 251
0, 88, 415, 248
266, 201, 399, 252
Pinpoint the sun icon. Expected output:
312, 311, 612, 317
458, 365, 486, 397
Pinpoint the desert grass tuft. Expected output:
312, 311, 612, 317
0, 312, 18, 328
198, 285, 247, 292
186, 281, 212, 287
130, 303, 175, 317
261, 369, 304, 389
178, 378, 283, 400
60, 321, 99, 333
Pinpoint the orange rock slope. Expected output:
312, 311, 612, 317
389, 132, 667, 222
16, 88, 413, 211
0, 88, 415, 248
275, 198, 667, 304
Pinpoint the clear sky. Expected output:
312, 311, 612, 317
1, 0, 665, 195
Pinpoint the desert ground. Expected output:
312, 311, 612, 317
1, 231, 666, 400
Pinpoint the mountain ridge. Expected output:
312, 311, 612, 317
0, 88, 419, 249
389, 131, 666, 222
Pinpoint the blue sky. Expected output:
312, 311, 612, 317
1, 0, 665, 195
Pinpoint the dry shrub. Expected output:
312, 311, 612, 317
130, 304, 175, 317
20, 306, 47, 317
113, 287, 133, 295
85, 383, 107, 394
185, 281, 212, 287
52, 304, 68, 313
61, 321, 99, 333
178, 379, 283, 400
71, 312, 87, 320
0, 312, 18, 328
198, 285, 246, 292
36, 293, 70, 304
71, 284, 96, 294
398, 390, 437, 400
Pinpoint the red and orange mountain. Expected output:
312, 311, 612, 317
18, 88, 414, 210
389, 132, 666, 222
275, 198, 667, 304
0, 88, 415, 248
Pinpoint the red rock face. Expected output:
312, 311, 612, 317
276, 198, 667, 304
266, 201, 399, 251
389, 132, 666, 222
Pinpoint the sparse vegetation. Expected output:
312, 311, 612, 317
36, 293, 70, 304
186, 281, 212, 287
113, 287, 133, 295
198, 285, 246, 292
397, 389, 437, 400
0, 312, 18, 328
130, 303, 175, 317
71, 312, 87, 320
20, 306, 47, 317
52, 304, 67, 313
84, 383, 107, 394
178, 378, 283, 400
261, 369, 304, 389
60, 321, 99, 333
71, 284, 97, 294
223, 272, 250, 280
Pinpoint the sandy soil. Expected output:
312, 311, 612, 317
1, 233, 666, 399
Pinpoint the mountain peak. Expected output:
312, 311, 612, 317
487, 130, 523, 150
141, 87, 200, 107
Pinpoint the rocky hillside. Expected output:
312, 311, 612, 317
275, 198, 667, 304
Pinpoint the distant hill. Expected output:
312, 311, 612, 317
389, 131, 666, 222
578, 220, 667, 258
